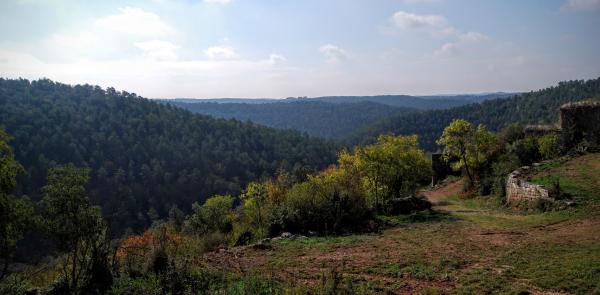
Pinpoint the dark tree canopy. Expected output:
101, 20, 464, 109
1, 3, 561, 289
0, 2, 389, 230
0, 78, 338, 233
349, 78, 600, 152
163, 100, 415, 139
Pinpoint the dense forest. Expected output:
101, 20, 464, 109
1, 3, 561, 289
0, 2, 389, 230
1, 77, 599, 294
0, 78, 338, 233
350, 78, 600, 152
163, 101, 414, 139
167, 93, 513, 108
284, 93, 514, 108
163, 93, 513, 139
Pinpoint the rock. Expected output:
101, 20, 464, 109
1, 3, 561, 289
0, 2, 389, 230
280, 232, 293, 239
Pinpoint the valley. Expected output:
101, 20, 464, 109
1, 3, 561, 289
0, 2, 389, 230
1, 2, 599, 293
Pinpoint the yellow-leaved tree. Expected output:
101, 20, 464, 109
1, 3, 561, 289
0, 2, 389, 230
436, 119, 497, 187
343, 134, 431, 212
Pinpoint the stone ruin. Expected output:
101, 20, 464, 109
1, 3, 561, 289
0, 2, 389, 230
523, 124, 560, 137
430, 101, 599, 206
505, 101, 600, 209
560, 101, 600, 151
505, 166, 554, 209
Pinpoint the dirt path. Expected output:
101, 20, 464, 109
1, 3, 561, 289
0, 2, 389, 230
421, 180, 463, 205
199, 157, 600, 294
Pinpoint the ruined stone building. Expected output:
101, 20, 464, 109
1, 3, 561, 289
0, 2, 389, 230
560, 101, 600, 151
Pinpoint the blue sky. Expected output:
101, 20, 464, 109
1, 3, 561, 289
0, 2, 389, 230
0, 0, 599, 98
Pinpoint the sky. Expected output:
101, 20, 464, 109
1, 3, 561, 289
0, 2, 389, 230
0, 0, 599, 98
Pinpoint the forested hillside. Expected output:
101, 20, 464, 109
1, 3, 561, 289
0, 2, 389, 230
163, 93, 513, 138
0, 78, 338, 233
286, 93, 514, 108
350, 78, 600, 151
164, 101, 414, 138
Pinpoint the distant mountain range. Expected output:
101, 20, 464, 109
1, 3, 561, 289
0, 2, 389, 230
163, 92, 516, 108
160, 93, 516, 139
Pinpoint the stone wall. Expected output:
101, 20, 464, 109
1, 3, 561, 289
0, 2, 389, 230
523, 124, 560, 137
505, 166, 553, 208
560, 101, 600, 151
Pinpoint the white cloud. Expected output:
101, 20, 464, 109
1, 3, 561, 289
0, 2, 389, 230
39, 7, 176, 62
204, 46, 240, 60
95, 7, 175, 37
563, 0, 600, 10
459, 31, 489, 42
391, 11, 459, 37
46, 31, 99, 52
204, 0, 232, 4
434, 42, 458, 56
319, 44, 348, 64
392, 11, 446, 30
390, 11, 490, 56
0, 46, 297, 98
434, 32, 488, 57
268, 53, 287, 65
134, 40, 180, 61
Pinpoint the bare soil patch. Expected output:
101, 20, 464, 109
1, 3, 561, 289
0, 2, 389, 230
421, 180, 463, 205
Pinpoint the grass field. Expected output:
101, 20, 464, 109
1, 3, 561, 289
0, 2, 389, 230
201, 154, 600, 294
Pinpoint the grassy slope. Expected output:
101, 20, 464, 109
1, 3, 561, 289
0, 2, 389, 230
202, 154, 600, 294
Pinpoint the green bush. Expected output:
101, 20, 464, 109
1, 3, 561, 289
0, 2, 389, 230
538, 134, 561, 160
185, 195, 234, 235
490, 154, 521, 197
284, 166, 369, 234
111, 275, 162, 295
511, 136, 542, 165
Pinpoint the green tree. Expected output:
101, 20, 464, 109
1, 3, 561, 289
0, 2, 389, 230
284, 164, 368, 234
168, 205, 185, 232
186, 195, 234, 235
538, 134, 561, 160
437, 119, 497, 187
0, 129, 33, 281
241, 182, 269, 237
41, 164, 106, 292
349, 134, 430, 211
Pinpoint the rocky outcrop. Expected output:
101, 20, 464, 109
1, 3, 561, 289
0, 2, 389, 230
505, 166, 554, 208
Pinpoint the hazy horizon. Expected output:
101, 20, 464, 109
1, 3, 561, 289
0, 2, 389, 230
1, 0, 599, 98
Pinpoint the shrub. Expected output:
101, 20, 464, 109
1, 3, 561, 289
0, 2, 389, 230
499, 123, 524, 145
489, 154, 521, 197
185, 195, 234, 235
284, 166, 369, 234
511, 136, 542, 165
343, 134, 431, 212
111, 275, 162, 295
538, 134, 561, 160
